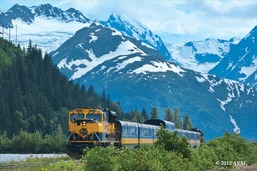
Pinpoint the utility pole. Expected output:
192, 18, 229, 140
8, 28, 11, 42
16, 25, 17, 45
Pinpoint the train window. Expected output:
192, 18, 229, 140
186, 132, 190, 139
130, 127, 136, 135
87, 114, 102, 122
188, 133, 191, 139
127, 127, 131, 135
141, 128, 144, 136
189, 133, 192, 139
70, 113, 84, 122
141, 128, 146, 136
123, 126, 127, 136
146, 128, 151, 136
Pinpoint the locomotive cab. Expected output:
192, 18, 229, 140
68, 108, 105, 140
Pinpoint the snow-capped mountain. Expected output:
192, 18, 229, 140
1, 3, 89, 27
50, 22, 257, 141
100, 14, 172, 61
51, 22, 167, 80
0, 4, 90, 52
209, 26, 257, 88
165, 38, 240, 73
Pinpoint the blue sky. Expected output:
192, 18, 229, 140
1, 0, 257, 43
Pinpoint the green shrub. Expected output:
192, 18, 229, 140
81, 146, 194, 171
154, 127, 191, 158
190, 145, 218, 170
83, 147, 119, 171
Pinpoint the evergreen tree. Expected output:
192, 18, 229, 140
141, 108, 148, 120
183, 113, 192, 130
88, 85, 96, 96
110, 102, 123, 120
174, 108, 182, 129
27, 39, 32, 53
101, 89, 106, 105
130, 110, 139, 122
150, 107, 158, 119
165, 108, 173, 122
106, 94, 111, 109
13, 111, 29, 133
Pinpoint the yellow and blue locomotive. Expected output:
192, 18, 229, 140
66, 108, 204, 158
66, 108, 118, 158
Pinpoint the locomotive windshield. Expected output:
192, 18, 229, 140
87, 114, 102, 122
70, 113, 84, 122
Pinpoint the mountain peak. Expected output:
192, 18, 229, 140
0, 3, 90, 28
209, 25, 257, 88
109, 13, 122, 22
10, 4, 28, 11
101, 13, 172, 60
243, 25, 257, 44
38, 3, 53, 8
8, 4, 34, 25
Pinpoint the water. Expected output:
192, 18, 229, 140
0, 154, 67, 163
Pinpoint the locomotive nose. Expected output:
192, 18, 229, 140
80, 128, 88, 136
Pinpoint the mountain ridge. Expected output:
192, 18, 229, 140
209, 26, 257, 88
0, 3, 90, 28
100, 13, 172, 61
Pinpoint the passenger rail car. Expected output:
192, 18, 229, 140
145, 119, 204, 148
66, 108, 204, 158
115, 121, 160, 147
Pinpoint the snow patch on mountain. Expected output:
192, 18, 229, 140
58, 39, 146, 80
195, 76, 206, 83
89, 33, 98, 43
229, 115, 240, 133
132, 61, 185, 76
218, 95, 234, 111
239, 58, 257, 81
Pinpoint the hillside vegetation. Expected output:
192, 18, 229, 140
0, 38, 123, 137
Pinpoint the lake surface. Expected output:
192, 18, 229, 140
0, 154, 67, 163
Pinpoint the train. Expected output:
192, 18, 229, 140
66, 108, 204, 158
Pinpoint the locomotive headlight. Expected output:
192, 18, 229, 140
82, 121, 86, 126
